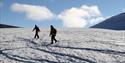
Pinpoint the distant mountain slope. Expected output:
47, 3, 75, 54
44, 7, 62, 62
91, 12, 125, 30
0, 24, 20, 28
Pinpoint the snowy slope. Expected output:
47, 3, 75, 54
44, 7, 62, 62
0, 28, 125, 63
91, 12, 125, 30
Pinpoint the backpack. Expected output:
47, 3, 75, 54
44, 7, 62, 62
51, 28, 57, 35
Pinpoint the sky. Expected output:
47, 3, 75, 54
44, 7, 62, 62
0, 0, 125, 28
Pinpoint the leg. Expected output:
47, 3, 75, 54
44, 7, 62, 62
35, 32, 39, 39
34, 34, 37, 38
53, 35, 57, 43
37, 35, 39, 39
36, 33, 39, 39
51, 35, 54, 44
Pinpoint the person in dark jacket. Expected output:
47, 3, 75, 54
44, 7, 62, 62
33, 25, 40, 39
49, 25, 57, 44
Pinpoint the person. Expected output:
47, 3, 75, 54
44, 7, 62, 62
49, 25, 57, 44
32, 25, 40, 39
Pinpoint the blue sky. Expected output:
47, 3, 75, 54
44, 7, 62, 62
0, 0, 125, 28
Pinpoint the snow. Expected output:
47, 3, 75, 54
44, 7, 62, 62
0, 28, 125, 63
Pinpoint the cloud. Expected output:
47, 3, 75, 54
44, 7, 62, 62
89, 17, 105, 27
58, 5, 105, 28
11, 3, 54, 21
11, 3, 105, 28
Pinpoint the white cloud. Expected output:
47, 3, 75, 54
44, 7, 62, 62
89, 17, 105, 26
58, 5, 105, 28
11, 3, 54, 21
11, 3, 105, 28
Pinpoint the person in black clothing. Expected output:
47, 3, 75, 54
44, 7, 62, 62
49, 25, 57, 44
33, 25, 40, 39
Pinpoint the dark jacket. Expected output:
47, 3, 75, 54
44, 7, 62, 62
50, 27, 57, 36
33, 25, 40, 32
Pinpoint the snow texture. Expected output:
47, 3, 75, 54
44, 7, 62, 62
0, 28, 125, 63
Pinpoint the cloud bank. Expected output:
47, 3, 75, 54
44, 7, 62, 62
11, 3, 54, 21
58, 5, 105, 28
11, 3, 105, 28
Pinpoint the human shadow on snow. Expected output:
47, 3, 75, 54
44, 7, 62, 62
17, 37, 38, 45
17, 37, 51, 47
30, 46, 96, 63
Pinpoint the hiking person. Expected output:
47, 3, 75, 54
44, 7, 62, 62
32, 25, 40, 39
49, 25, 57, 44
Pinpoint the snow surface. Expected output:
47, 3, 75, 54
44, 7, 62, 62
0, 28, 125, 63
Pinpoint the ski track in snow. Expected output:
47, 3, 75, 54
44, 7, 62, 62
0, 28, 125, 63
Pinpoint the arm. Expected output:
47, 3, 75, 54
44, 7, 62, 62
49, 30, 52, 36
32, 27, 35, 31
